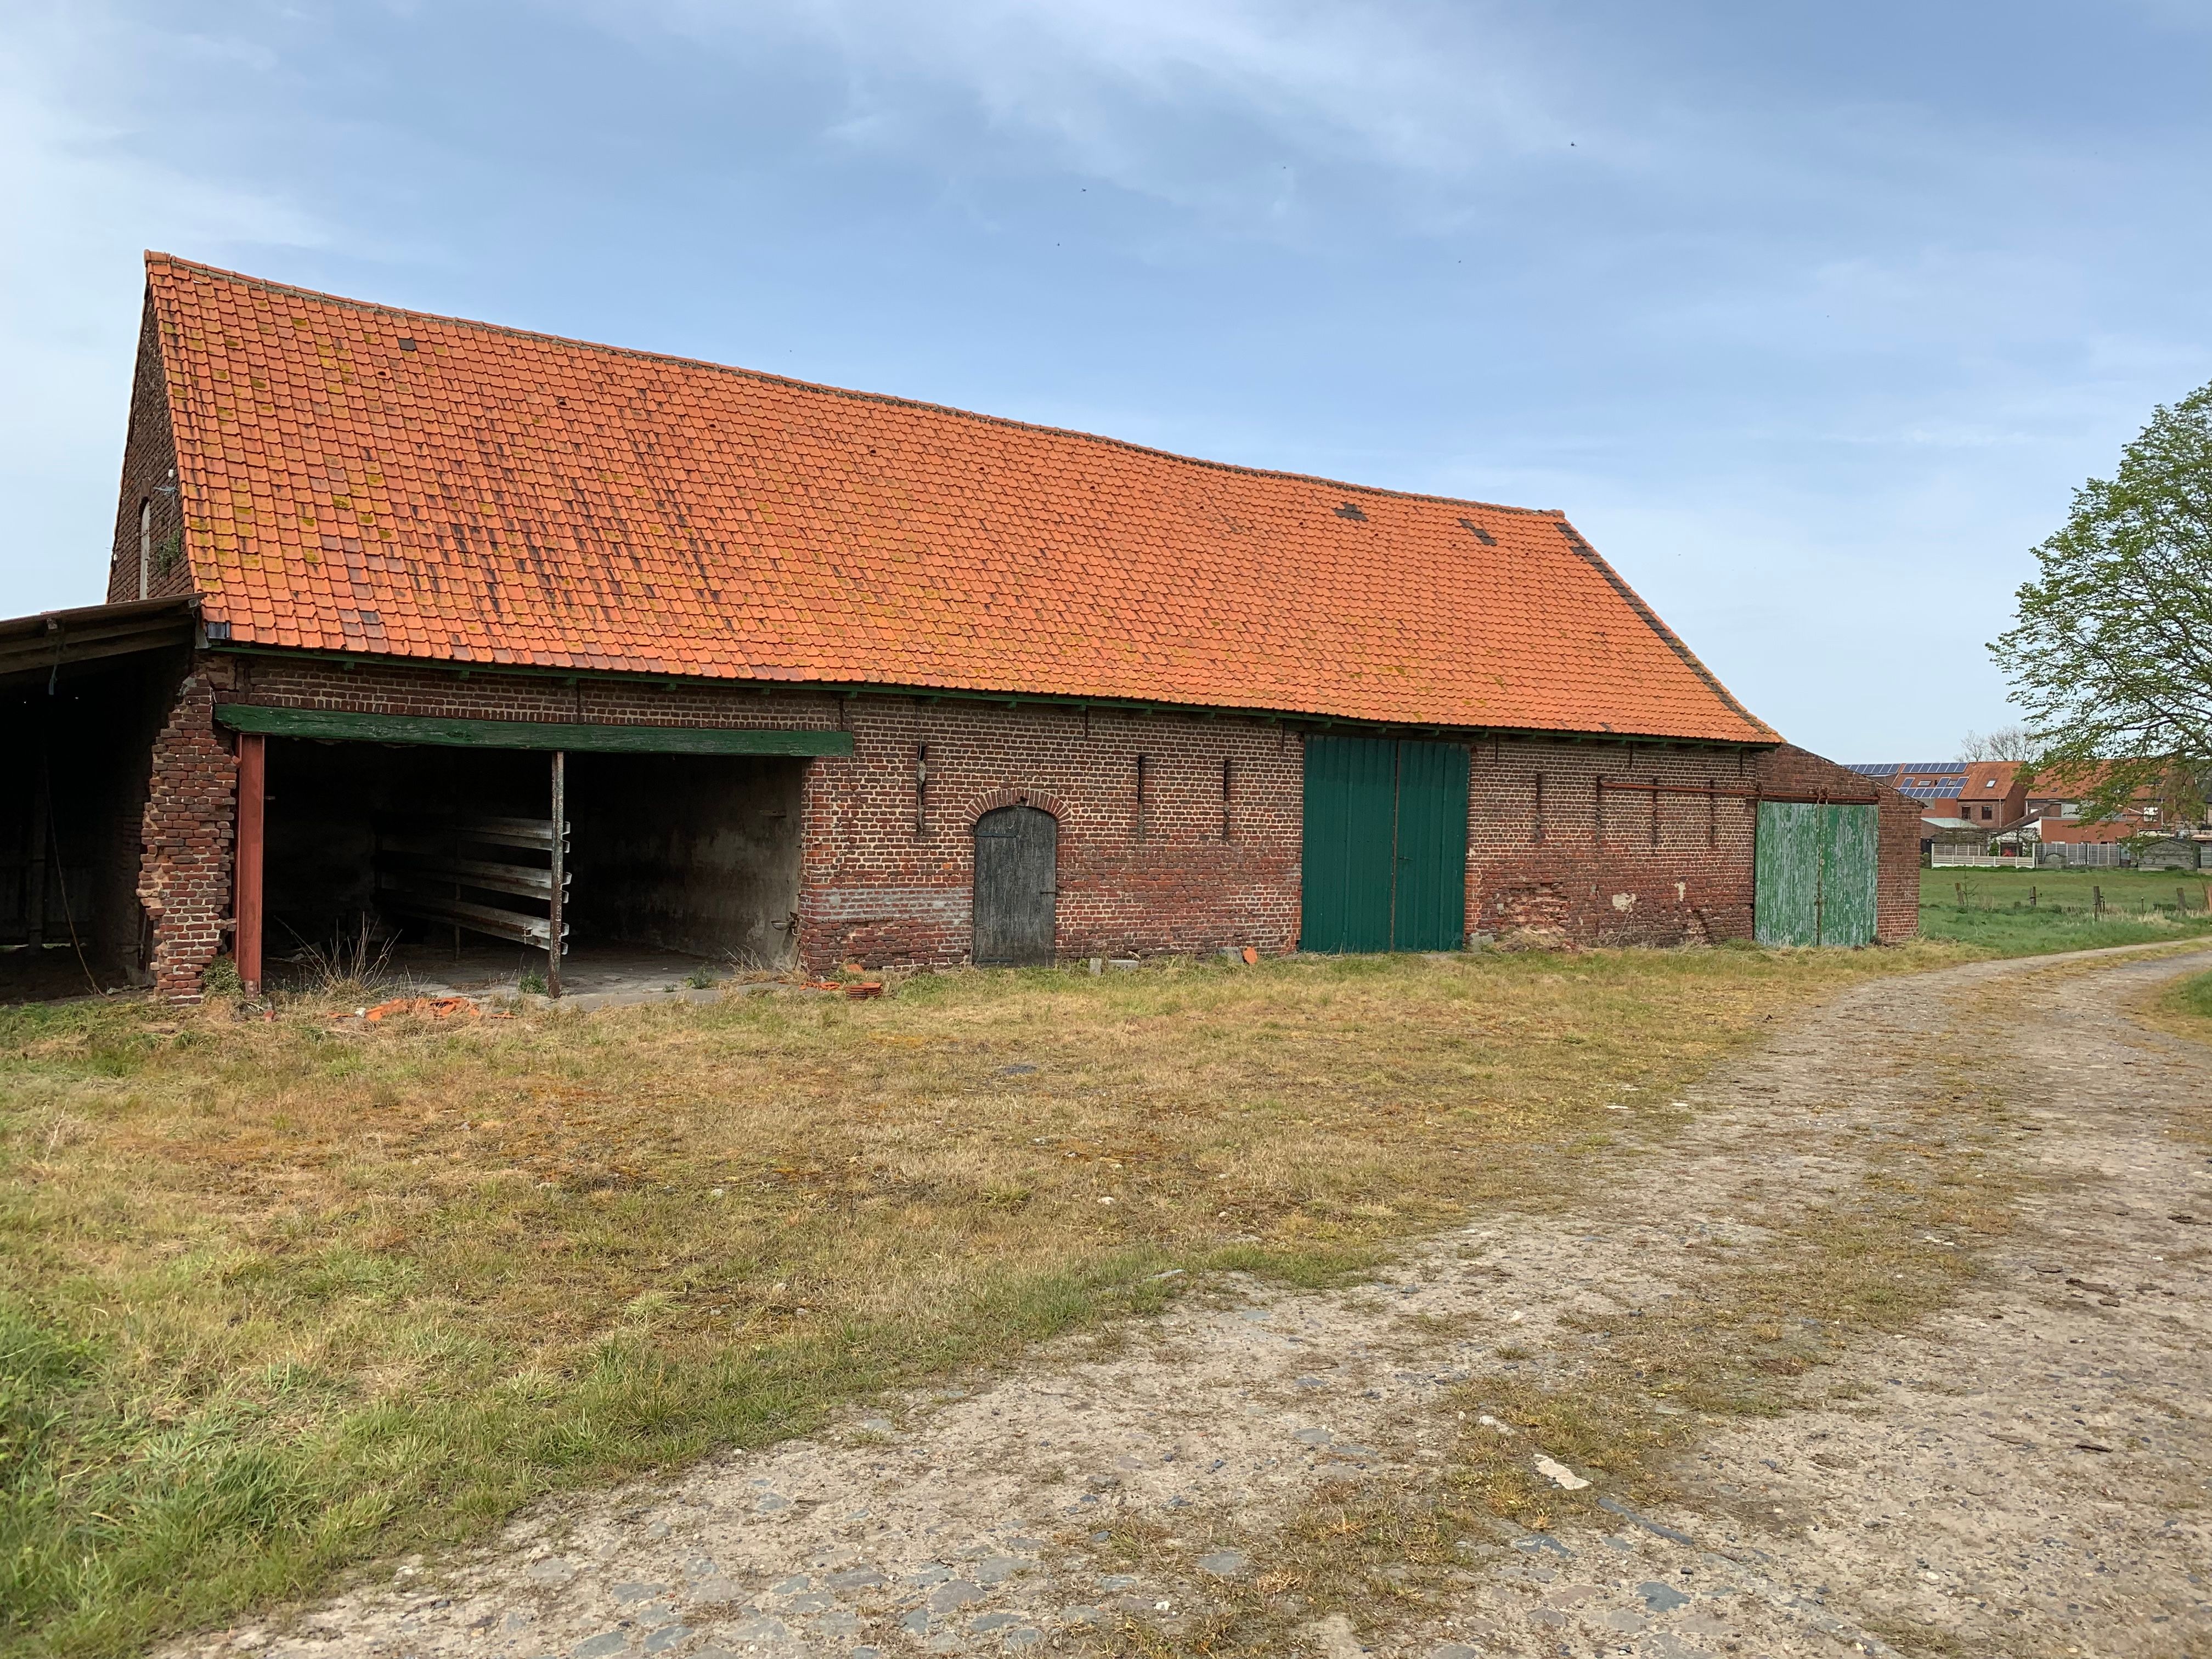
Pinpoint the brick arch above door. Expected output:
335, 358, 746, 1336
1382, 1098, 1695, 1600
959, 787, 1068, 830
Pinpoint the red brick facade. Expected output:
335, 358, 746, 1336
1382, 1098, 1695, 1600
798, 699, 1303, 968
1456, 737, 1916, 950
137, 666, 239, 998
128, 651, 1917, 998
107, 292, 194, 607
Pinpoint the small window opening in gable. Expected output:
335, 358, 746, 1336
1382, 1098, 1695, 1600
138, 499, 151, 599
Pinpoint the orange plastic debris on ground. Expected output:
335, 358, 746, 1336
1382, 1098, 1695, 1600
363, 996, 481, 1023
802, 980, 885, 998
1241, 946, 1260, 966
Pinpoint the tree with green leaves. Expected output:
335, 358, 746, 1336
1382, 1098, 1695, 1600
1992, 380, 2212, 823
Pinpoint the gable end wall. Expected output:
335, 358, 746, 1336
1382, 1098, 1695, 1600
108, 291, 191, 605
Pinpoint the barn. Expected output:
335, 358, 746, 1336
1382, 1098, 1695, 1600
0, 256, 1918, 1002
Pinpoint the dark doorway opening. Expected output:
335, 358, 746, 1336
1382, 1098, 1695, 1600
261, 740, 805, 990
973, 804, 1057, 966
0, 646, 186, 1001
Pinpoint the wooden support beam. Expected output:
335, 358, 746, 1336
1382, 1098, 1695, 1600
379, 891, 565, 946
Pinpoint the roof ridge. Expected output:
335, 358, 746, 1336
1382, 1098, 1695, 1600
145, 251, 1560, 519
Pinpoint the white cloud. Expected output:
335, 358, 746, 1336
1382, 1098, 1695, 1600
575, 0, 1569, 195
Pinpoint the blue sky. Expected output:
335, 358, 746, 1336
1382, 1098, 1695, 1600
4, 1, 2208, 759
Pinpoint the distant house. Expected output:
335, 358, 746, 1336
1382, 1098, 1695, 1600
2021, 763, 2172, 844
1850, 760, 2023, 829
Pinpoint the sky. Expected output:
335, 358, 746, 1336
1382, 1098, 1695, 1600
4, 1, 2208, 760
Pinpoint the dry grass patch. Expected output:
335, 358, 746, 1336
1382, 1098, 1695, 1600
1, 942, 1964, 1657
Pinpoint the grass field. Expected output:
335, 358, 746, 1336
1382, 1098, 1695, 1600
5, 884, 2210, 1658
2143, 966, 2212, 1073
1916, 865, 2212, 951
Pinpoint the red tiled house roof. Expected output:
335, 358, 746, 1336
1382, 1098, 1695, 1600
144, 254, 1776, 744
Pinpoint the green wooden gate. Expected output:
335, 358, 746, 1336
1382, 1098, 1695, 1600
1301, 737, 1469, 952
1754, 802, 1878, 946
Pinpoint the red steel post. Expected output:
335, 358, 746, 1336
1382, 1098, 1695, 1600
235, 732, 266, 995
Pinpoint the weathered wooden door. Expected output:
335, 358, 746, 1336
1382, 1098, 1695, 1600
1301, 736, 1468, 952
973, 805, 1057, 966
1754, 802, 1878, 946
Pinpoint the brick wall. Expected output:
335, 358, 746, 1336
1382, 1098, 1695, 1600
1447, 738, 1914, 951
137, 649, 1916, 996
796, 699, 1302, 969
108, 294, 193, 605
795, 716, 1914, 970
137, 663, 238, 999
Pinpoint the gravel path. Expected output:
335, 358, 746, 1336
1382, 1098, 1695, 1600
179, 945, 2212, 1659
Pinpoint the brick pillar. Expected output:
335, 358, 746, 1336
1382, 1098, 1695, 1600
793, 754, 842, 975
136, 669, 236, 1001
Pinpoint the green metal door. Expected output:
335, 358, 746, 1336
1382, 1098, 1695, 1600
1755, 802, 1878, 946
1301, 737, 1397, 952
1301, 737, 1468, 952
1392, 740, 1471, 949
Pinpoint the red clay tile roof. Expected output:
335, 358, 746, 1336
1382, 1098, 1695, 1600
145, 253, 1775, 743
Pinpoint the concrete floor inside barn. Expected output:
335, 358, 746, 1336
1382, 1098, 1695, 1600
267, 939, 729, 1009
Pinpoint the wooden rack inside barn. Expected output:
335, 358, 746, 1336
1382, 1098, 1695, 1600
371, 763, 569, 994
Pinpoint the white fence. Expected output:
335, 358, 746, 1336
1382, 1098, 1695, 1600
2036, 842, 2129, 868
1929, 842, 2132, 868
1929, 847, 2030, 868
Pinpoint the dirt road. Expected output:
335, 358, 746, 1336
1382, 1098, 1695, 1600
181, 946, 2212, 1659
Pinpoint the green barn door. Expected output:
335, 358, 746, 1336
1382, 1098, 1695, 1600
1818, 804, 1878, 945
1392, 740, 1470, 949
1301, 736, 1398, 952
1756, 802, 1878, 946
1301, 737, 1468, 952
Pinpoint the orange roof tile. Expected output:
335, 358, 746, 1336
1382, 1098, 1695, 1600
146, 253, 1775, 743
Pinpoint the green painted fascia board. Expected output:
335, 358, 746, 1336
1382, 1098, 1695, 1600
214, 704, 853, 757
203, 645, 1770, 751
